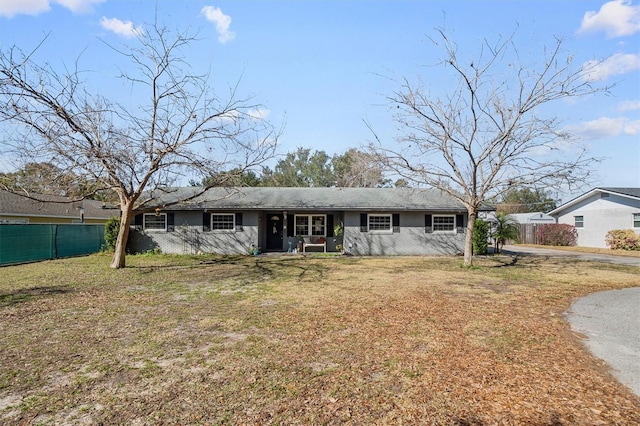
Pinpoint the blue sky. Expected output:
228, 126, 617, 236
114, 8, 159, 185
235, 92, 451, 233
0, 0, 638, 200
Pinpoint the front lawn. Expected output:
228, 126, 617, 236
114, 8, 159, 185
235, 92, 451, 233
1, 253, 638, 424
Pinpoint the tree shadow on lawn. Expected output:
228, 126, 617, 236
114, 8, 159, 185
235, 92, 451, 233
0, 285, 72, 308
127, 254, 330, 282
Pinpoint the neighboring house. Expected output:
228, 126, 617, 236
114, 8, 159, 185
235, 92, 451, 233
0, 190, 117, 224
549, 187, 640, 248
128, 187, 493, 256
509, 212, 556, 224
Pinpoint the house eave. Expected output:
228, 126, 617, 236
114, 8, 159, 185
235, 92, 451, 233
549, 187, 640, 216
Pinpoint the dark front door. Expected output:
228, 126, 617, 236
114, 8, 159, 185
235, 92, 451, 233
266, 214, 283, 251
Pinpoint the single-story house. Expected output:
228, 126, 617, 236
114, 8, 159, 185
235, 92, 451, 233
128, 187, 493, 256
0, 190, 117, 224
509, 212, 556, 224
548, 187, 640, 248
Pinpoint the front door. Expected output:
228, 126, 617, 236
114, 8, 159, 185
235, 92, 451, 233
266, 214, 283, 251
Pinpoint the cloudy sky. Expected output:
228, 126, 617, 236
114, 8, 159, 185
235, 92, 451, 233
0, 0, 638, 199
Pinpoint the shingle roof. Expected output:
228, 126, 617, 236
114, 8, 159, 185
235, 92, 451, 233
549, 187, 640, 216
599, 188, 640, 199
0, 190, 117, 220
144, 187, 493, 212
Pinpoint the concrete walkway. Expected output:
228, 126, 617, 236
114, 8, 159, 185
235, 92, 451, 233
502, 245, 640, 396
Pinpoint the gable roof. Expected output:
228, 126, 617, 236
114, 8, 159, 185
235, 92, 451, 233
549, 187, 640, 216
0, 190, 116, 220
144, 187, 494, 212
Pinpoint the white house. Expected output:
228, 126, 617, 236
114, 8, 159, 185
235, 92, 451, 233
548, 188, 640, 248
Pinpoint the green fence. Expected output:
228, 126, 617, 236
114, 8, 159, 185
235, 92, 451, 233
0, 224, 106, 266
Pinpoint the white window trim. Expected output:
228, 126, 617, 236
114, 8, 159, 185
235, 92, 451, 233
368, 213, 393, 234
211, 213, 236, 232
295, 214, 327, 236
633, 213, 640, 229
574, 215, 584, 228
433, 214, 456, 234
143, 213, 167, 231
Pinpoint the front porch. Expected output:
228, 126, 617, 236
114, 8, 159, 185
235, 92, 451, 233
259, 211, 344, 253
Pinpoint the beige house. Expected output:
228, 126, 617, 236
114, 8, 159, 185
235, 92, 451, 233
0, 190, 117, 224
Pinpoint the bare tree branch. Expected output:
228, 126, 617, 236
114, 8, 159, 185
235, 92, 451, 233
369, 29, 607, 266
0, 23, 279, 268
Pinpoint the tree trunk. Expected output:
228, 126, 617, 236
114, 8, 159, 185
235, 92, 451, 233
463, 209, 477, 267
110, 202, 133, 269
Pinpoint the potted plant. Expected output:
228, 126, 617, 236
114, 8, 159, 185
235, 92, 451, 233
333, 222, 344, 253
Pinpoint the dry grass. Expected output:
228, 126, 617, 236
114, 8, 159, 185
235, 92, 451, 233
1, 253, 639, 425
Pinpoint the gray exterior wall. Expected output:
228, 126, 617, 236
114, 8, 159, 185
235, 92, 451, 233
554, 193, 640, 248
128, 210, 467, 256
128, 211, 259, 255
343, 211, 465, 256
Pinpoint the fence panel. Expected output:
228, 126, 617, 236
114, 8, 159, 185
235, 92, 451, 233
0, 224, 105, 266
56, 225, 106, 257
517, 224, 539, 245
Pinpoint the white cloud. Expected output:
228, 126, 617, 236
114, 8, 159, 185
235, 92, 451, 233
618, 100, 640, 111
578, 0, 640, 38
100, 16, 144, 38
218, 108, 270, 122
565, 117, 640, 140
0, 0, 50, 17
0, 0, 103, 17
200, 6, 236, 44
582, 53, 640, 82
55, 0, 104, 14
248, 108, 270, 120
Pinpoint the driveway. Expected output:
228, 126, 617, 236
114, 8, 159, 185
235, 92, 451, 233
502, 245, 640, 267
566, 288, 640, 397
502, 245, 640, 397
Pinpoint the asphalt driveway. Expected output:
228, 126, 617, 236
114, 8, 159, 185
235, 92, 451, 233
566, 288, 640, 397
502, 245, 640, 267
502, 245, 640, 397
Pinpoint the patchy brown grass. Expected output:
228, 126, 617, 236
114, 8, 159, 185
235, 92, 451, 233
1, 253, 638, 425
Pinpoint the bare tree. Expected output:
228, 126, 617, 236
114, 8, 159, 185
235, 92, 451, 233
370, 30, 604, 266
333, 148, 388, 187
0, 24, 279, 268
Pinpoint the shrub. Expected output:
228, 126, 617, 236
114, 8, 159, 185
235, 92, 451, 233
605, 229, 640, 251
473, 218, 490, 255
104, 217, 121, 251
536, 224, 577, 246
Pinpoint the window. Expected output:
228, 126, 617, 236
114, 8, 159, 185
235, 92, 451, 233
144, 213, 166, 231
295, 215, 326, 236
433, 215, 455, 232
368, 214, 392, 233
633, 213, 640, 228
212, 213, 235, 231
574, 215, 584, 228
295, 215, 309, 236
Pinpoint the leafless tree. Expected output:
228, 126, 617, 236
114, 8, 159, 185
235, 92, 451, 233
334, 148, 388, 188
369, 30, 605, 266
0, 24, 279, 268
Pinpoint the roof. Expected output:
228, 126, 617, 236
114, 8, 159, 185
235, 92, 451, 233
509, 212, 556, 223
0, 190, 117, 220
144, 187, 494, 212
549, 187, 640, 216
